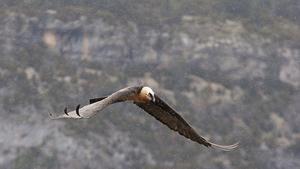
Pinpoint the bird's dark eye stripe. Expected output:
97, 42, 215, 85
149, 93, 155, 102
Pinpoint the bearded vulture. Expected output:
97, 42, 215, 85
50, 86, 239, 151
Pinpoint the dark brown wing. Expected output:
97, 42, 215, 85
135, 95, 211, 147
135, 95, 239, 150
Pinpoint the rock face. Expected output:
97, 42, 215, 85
0, 12, 300, 169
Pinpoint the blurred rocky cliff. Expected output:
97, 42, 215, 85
0, 3, 300, 169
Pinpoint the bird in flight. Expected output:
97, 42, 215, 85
50, 86, 239, 151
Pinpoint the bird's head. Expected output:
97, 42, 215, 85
140, 86, 155, 103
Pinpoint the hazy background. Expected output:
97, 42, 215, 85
0, 0, 299, 169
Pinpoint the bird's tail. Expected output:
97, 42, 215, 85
209, 142, 239, 151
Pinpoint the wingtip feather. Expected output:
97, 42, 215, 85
49, 112, 63, 120
210, 142, 239, 151
49, 112, 72, 120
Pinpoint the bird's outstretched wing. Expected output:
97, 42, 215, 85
49, 87, 138, 119
89, 96, 108, 104
134, 95, 239, 151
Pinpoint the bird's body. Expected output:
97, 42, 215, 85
50, 86, 239, 151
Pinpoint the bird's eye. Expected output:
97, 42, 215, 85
148, 93, 155, 102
